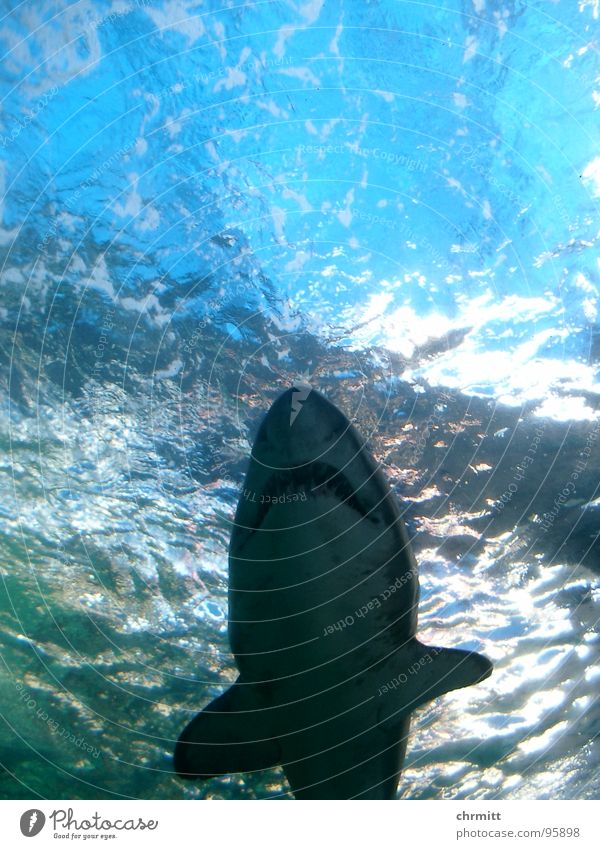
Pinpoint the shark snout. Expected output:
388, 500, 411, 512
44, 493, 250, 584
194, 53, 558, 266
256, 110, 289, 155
246, 387, 394, 524
255, 386, 350, 468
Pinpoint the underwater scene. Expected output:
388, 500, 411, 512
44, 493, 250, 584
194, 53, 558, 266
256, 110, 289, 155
0, 0, 599, 800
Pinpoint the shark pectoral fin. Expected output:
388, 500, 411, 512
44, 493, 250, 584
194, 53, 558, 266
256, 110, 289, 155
411, 643, 493, 706
174, 679, 281, 780
377, 641, 493, 732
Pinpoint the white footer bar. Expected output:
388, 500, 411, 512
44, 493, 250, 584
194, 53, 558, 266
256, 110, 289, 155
1, 799, 597, 849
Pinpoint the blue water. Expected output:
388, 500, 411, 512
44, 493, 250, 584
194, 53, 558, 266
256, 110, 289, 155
0, 0, 599, 799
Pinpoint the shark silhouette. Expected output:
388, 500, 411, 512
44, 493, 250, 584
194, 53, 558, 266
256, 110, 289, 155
174, 386, 492, 799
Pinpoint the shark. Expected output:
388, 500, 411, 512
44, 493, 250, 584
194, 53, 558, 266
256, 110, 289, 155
174, 385, 492, 799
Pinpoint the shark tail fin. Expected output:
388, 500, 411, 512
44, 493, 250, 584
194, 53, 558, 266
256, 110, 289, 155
174, 678, 281, 780
378, 640, 493, 731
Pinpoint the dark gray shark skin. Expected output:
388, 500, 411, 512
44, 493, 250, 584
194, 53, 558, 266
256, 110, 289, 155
174, 386, 492, 799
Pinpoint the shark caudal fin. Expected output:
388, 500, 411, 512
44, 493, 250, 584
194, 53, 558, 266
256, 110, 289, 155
174, 679, 281, 779
378, 640, 493, 730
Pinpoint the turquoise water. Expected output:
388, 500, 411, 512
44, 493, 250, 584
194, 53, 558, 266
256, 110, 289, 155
0, 0, 599, 799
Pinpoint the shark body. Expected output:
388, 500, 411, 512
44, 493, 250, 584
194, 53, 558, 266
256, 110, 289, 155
174, 387, 492, 798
